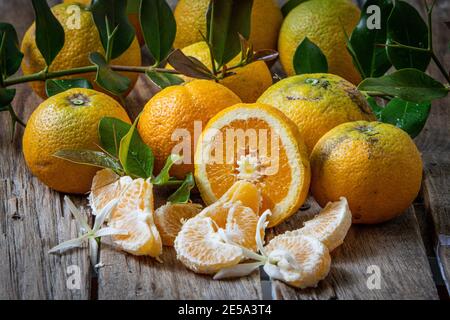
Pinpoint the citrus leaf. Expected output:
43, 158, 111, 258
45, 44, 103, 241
358, 69, 448, 103
293, 37, 328, 75
45, 79, 93, 97
206, 0, 253, 67
281, 0, 309, 17
152, 154, 182, 185
168, 172, 195, 204
366, 96, 383, 119
0, 88, 15, 109
146, 71, 184, 89
349, 0, 393, 78
140, 0, 176, 64
380, 98, 431, 138
0, 23, 23, 77
127, 0, 140, 14
119, 116, 154, 179
89, 52, 131, 96
31, 0, 65, 67
386, 0, 430, 71
91, 0, 135, 59
167, 49, 215, 79
53, 149, 122, 172
98, 117, 132, 157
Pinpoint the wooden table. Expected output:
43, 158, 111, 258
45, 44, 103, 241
0, 0, 448, 300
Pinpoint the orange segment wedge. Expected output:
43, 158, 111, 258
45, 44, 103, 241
264, 235, 331, 288
285, 197, 352, 252
108, 178, 162, 257
154, 203, 203, 246
89, 169, 132, 215
195, 103, 311, 227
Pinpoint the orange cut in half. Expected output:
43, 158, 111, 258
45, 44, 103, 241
195, 103, 311, 227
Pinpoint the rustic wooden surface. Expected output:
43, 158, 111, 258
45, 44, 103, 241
0, 0, 448, 300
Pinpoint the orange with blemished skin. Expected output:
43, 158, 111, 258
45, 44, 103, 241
311, 121, 423, 224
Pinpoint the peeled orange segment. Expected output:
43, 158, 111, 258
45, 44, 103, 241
174, 217, 243, 274
225, 204, 259, 251
218, 180, 261, 215
285, 197, 352, 252
195, 103, 311, 227
264, 235, 331, 289
89, 169, 133, 215
108, 178, 162, 257
154, 202, 203, 246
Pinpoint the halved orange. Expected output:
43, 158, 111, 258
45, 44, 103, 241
195, 103, 311, 227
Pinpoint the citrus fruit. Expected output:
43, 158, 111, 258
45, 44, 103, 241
284, 197, 352, 251
175, 181, 261, 274
137, 80, 241, 179
154, 202, 203, 246
108, 178, 162, 257
173, 0, 283, 51
21, 2, 141, 99
257, 74, 375, 153
278, 0, 361, 84
63, 0, 145, 45
89, 168, 133, 215
311, 121, 423, 224
23, 88, 131, 194
194, 103, 311, 227
171, 41, 273, 103
264, 234, 331, 288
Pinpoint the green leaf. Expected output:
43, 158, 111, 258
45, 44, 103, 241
207, 0, 253, 67
0, 88, 15, 109
167, 49, 215, 79
0, 23, 24, 77
127, 0, 140, 14
293, 37, 328, 75
89, 52, 131, 96
152, 154, 182, 185
281, 0, 308, 17
31, 0, 65, 67
380, 98, 431, 138
98, 117, 132, 157
348, 0, 393, 78
91, 0, 135, 59
53, 149, 122, 172
146, 71, 184, 89
358, 69, 448, 103
168, 172, 195, 204
140, 0, 176, 64
366, 96, 384, 119
119, 116, 154, 179
386, 0, 430, 71
45, 79, 93, 97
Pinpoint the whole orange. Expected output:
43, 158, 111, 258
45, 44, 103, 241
137, 80, 242, 179
310, 121, 423, 224
23, 88, 131, 194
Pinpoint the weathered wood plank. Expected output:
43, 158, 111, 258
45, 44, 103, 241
0, 0, 92, 300
268, 198, 439, 300
422, 153, 450, 293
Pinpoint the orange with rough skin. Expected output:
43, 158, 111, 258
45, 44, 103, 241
258, 74, 375, 153
63, 0, 145, 45
23, 88, 131, 194
311, 121, 423, 224
278, 0, 361, 84
174, 0, 283, 51
172, 41, 273, 103
21, 3, 141, 99
137, 80, 242, 179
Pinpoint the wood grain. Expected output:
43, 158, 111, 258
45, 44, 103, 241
422, 153, 450, 293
